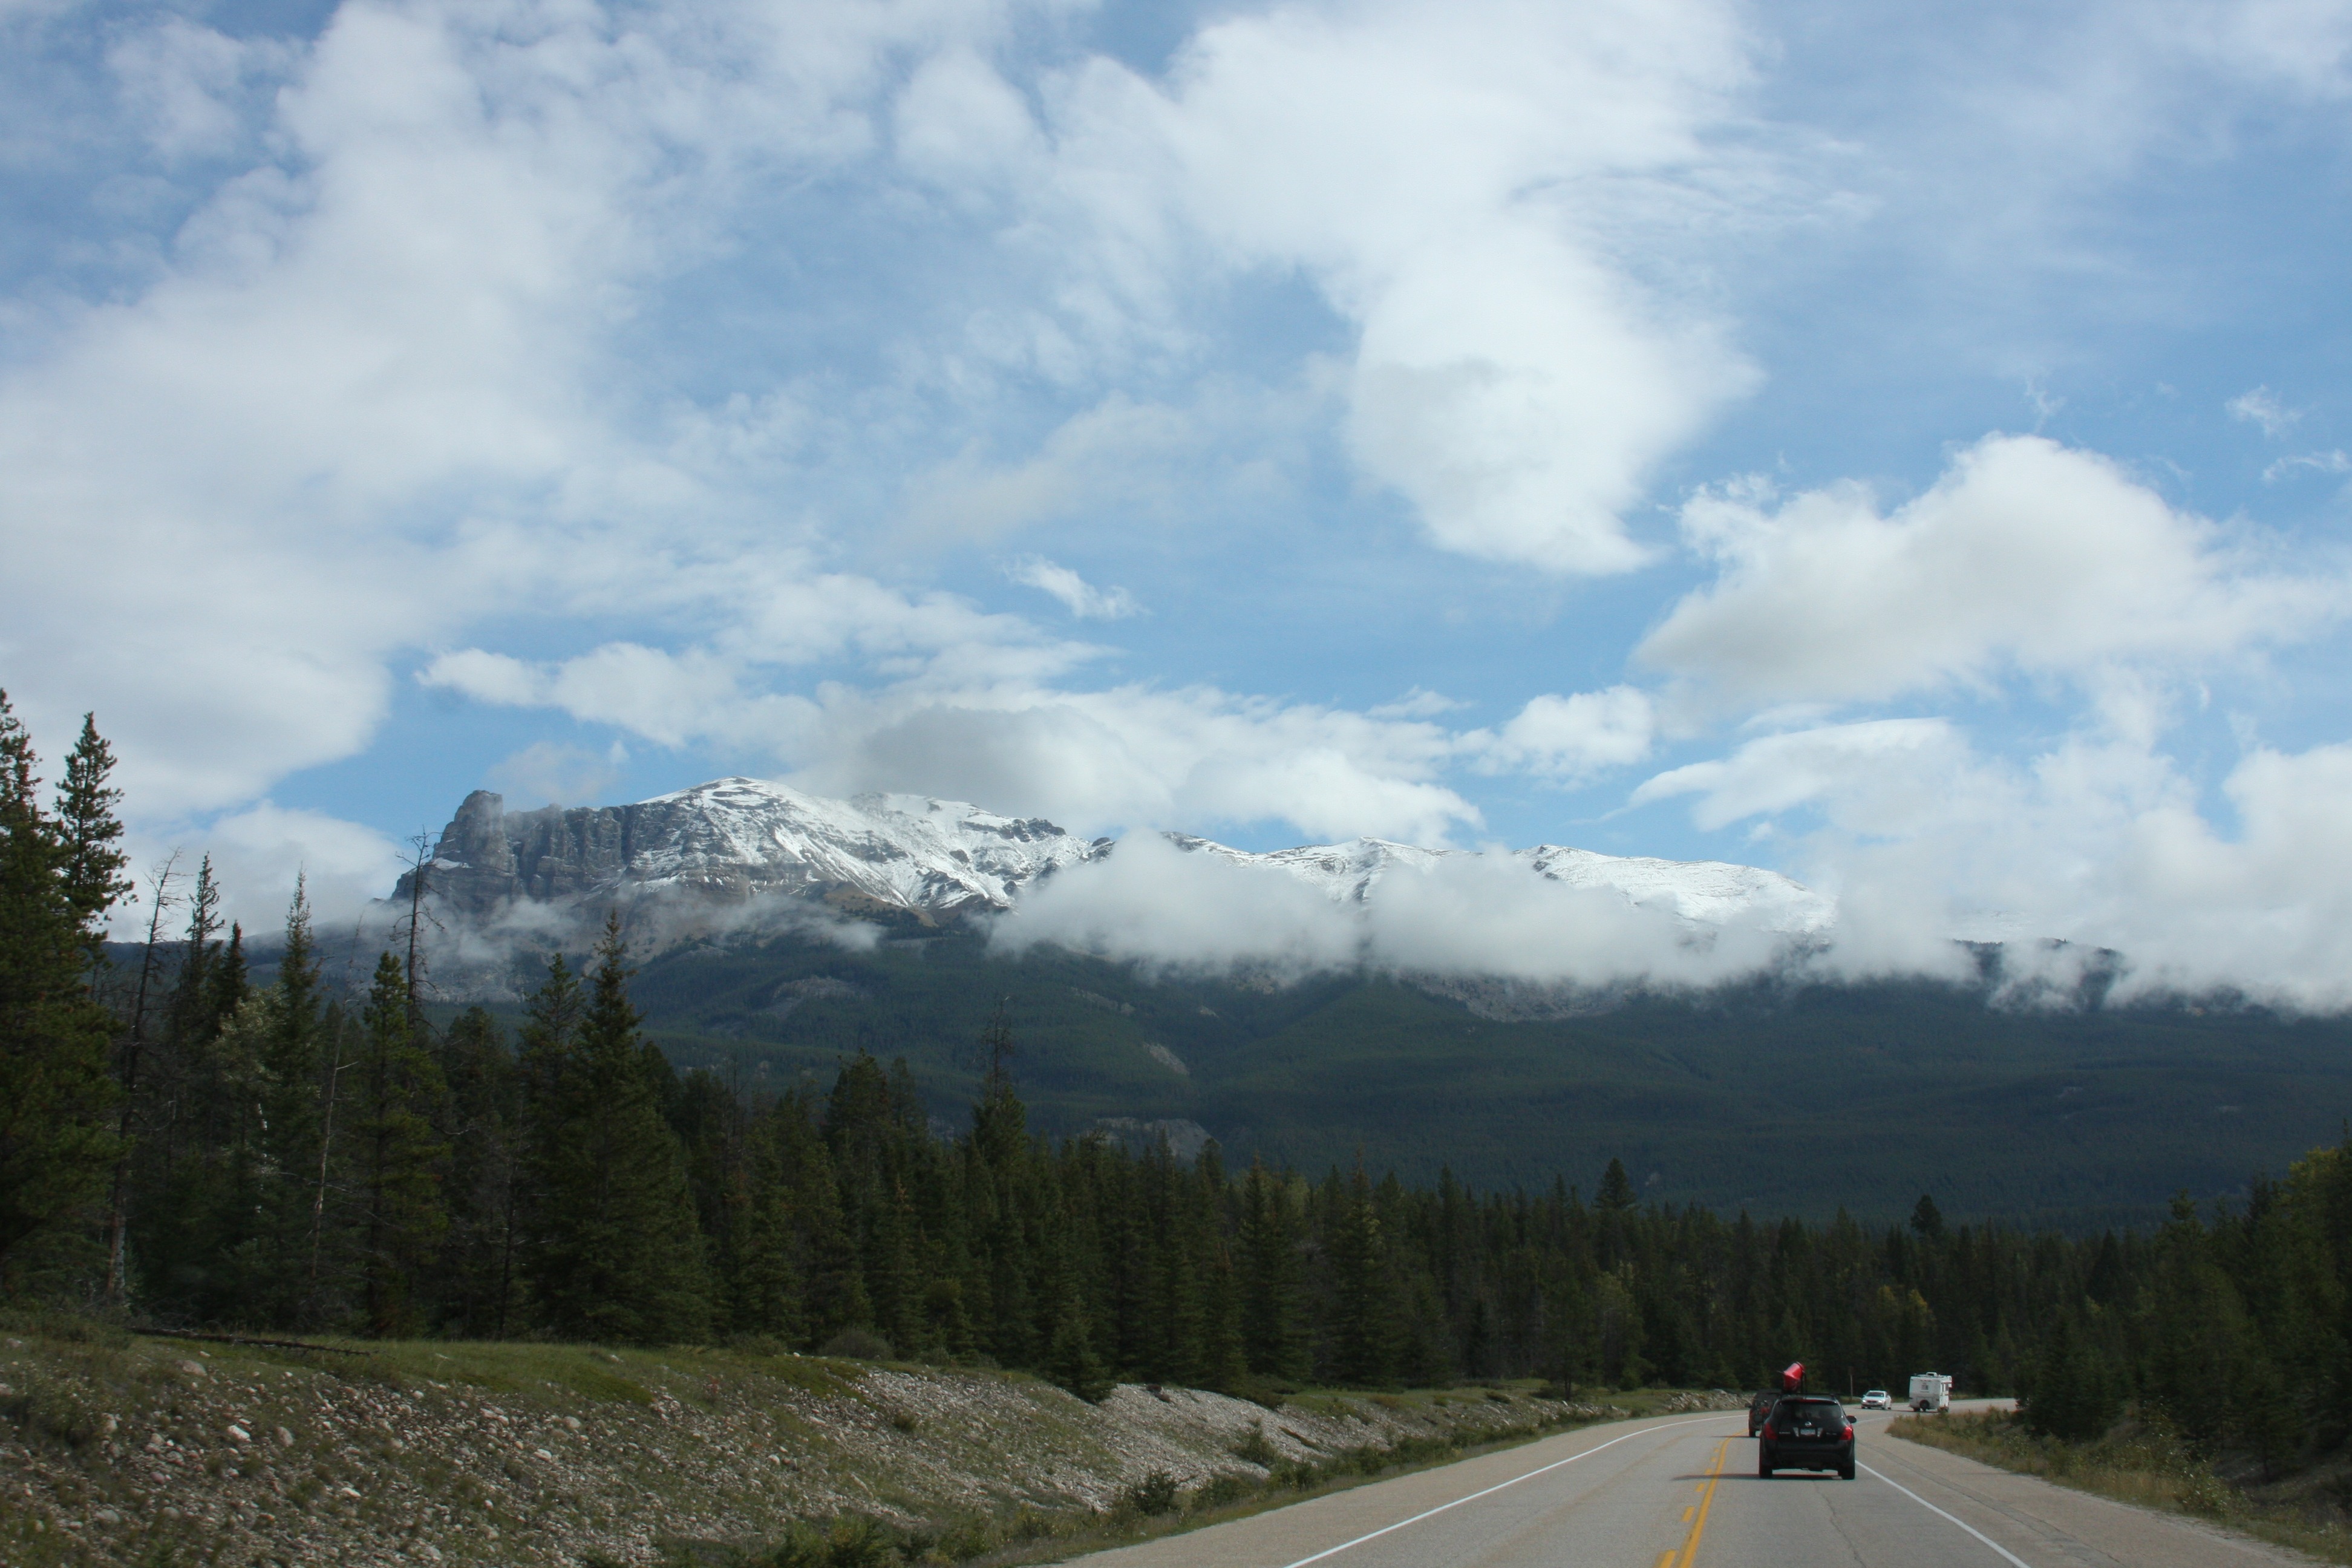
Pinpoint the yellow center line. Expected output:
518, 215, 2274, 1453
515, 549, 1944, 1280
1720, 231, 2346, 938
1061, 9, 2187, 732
1662, 1436, 1730, 1568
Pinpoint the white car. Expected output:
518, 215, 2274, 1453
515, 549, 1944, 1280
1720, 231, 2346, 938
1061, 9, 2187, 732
1860, 1390, 1892, 1410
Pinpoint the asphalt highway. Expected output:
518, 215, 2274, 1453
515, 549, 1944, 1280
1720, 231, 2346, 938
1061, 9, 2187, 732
1070, 1402, 2308, 1568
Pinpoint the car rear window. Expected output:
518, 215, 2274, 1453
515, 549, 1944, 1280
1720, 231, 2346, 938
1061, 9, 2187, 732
1775, 1400, 1844, 1425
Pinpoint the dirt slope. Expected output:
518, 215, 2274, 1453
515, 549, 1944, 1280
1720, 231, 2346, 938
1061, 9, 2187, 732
0, 1324, 1733, 1566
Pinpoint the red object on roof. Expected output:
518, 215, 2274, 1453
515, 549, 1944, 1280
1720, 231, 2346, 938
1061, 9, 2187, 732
1780, 1362, 1805, 1391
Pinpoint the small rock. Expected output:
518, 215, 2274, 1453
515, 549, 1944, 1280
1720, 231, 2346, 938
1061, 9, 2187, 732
99, 1414, 119, 1437
227, 1425, 251, 1444
276, 1426, 295, 1447
336, 1485, 362, 1500
93, 1509, 122, 1526
534, 1448, 554, 1461
177, 1359, 207, 1379
561, 1416, 581, 1431
417, 1545, 443, 1562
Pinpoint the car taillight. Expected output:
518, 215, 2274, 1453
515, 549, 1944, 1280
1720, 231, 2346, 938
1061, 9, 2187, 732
1762, 1422, 1775, 1440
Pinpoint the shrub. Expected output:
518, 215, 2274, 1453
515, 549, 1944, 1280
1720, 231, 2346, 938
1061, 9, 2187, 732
1230, 1420, 1277, 1466
754, 1514, 903, 1568
1124, 1471, 1179, 1517
817, 1329, 892, 1362
1192, 1474, 1254, 1511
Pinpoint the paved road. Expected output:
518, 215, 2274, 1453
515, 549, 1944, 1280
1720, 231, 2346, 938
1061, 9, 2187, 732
1068, 1403, 2311, 1567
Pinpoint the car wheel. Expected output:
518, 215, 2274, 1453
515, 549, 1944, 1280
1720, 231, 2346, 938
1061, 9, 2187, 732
1840, 1463, 1855, 1480
1758, 1451, 1774, 1478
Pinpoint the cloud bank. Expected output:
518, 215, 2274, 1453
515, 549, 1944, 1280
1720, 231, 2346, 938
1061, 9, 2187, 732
3, 0, 2349, 1007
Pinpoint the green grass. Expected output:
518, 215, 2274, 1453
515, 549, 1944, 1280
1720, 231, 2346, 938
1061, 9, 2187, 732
1892, 1409, 2352, 1564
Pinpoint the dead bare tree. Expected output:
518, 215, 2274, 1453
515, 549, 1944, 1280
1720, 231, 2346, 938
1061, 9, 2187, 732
103, 851, 180, 1301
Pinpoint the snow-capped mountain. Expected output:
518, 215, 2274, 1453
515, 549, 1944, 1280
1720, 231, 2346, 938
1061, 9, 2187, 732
400, 777, 1108, 923
402, 776, 1830, 936
1161, 834, 1832, 934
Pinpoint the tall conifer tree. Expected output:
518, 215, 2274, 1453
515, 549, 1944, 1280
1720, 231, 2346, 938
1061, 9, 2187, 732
355, 952, 449, 1335
0, 695, 123, 1280
433, 1005, 521, 1338
523, 916, 711, 1344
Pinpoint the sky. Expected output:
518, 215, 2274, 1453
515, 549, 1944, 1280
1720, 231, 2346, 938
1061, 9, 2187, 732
4, 0, 2351, 1003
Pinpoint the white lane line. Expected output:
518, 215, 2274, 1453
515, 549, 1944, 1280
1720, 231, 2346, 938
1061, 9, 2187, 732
1859, 1462, 2033, 1568
1276, 1414, 1733, 1568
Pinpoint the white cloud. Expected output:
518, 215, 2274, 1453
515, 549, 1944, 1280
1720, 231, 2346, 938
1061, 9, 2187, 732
1, 0, 1060, 820
108, 19, 289, 163
2264, 449, 2352, 483
119, 801, 406, 938
1007, 556, 1138, 619
903, 396, 1207, 537
1641, 435, 2349, 712
995, 828, 1799, 991
424, 636, 1478, 844
1631, 718, 1964, 832
1628, 716, 2352, 1010
1469, 686, 1655, 780
2228, 385, 2302, 436
1038, 0, 1770, 572
489, 740, 626, 808
795, 681, 1478, 843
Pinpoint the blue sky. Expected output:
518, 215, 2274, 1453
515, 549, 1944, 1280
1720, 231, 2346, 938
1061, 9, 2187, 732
5, 0, 2351, 1001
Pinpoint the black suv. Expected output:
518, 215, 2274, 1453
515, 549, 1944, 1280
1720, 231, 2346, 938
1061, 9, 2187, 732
1757, 1395, 1855, 1479
1746, 1390, 1780, 1437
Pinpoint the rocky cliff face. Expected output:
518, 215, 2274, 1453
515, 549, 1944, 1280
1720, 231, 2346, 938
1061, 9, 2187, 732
394, 777, 1108, 926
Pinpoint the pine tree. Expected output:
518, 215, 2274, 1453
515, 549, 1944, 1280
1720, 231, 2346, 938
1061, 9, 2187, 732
1326, 1165, 1397, 1385
355, 952, 449, 1336
246, 881, 328, 1327
1238, 1158, 1307, 1379
433, 1005, 521, 1339
768, 1091, 865, 1345
129, 854, 250, 1312
0, 695, 124, 1281
724, 1105, 807, 1344
53, 716, 129, 958
523, 916, 712, 1344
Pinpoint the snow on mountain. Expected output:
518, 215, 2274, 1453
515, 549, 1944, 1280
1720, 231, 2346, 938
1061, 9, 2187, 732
400, 777, 1108, 923
1515, 845, 1833, 934
1160, 832, 1832, 934
402, 777, 1831, 937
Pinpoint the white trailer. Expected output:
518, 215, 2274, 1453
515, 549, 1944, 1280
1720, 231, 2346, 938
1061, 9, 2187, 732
1908, 1373, 1951, 1413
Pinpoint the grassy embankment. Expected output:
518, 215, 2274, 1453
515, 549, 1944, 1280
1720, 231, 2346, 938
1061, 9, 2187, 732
1892, 1408, 2352, 1565
1, 1309, 1736, 1567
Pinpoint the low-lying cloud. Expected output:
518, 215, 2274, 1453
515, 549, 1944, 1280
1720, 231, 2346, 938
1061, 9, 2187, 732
990, 831, 1823, 999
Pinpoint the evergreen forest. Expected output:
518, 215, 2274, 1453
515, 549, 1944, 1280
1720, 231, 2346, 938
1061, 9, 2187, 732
5, 696, 2351, 1474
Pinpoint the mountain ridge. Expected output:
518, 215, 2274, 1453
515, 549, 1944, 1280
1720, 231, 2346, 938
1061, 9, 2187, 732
398, 774, 1833, 939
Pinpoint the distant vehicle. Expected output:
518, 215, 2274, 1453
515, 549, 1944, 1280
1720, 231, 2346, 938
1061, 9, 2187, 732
1748, 1390, 1781, 1436
1909, 1373, 1952, 1413
1759, 1394, 1855, 1479
1860, 1390, 1891, 1409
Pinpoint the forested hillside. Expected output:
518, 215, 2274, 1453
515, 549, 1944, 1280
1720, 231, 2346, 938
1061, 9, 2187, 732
553, 921, 2352, 1230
